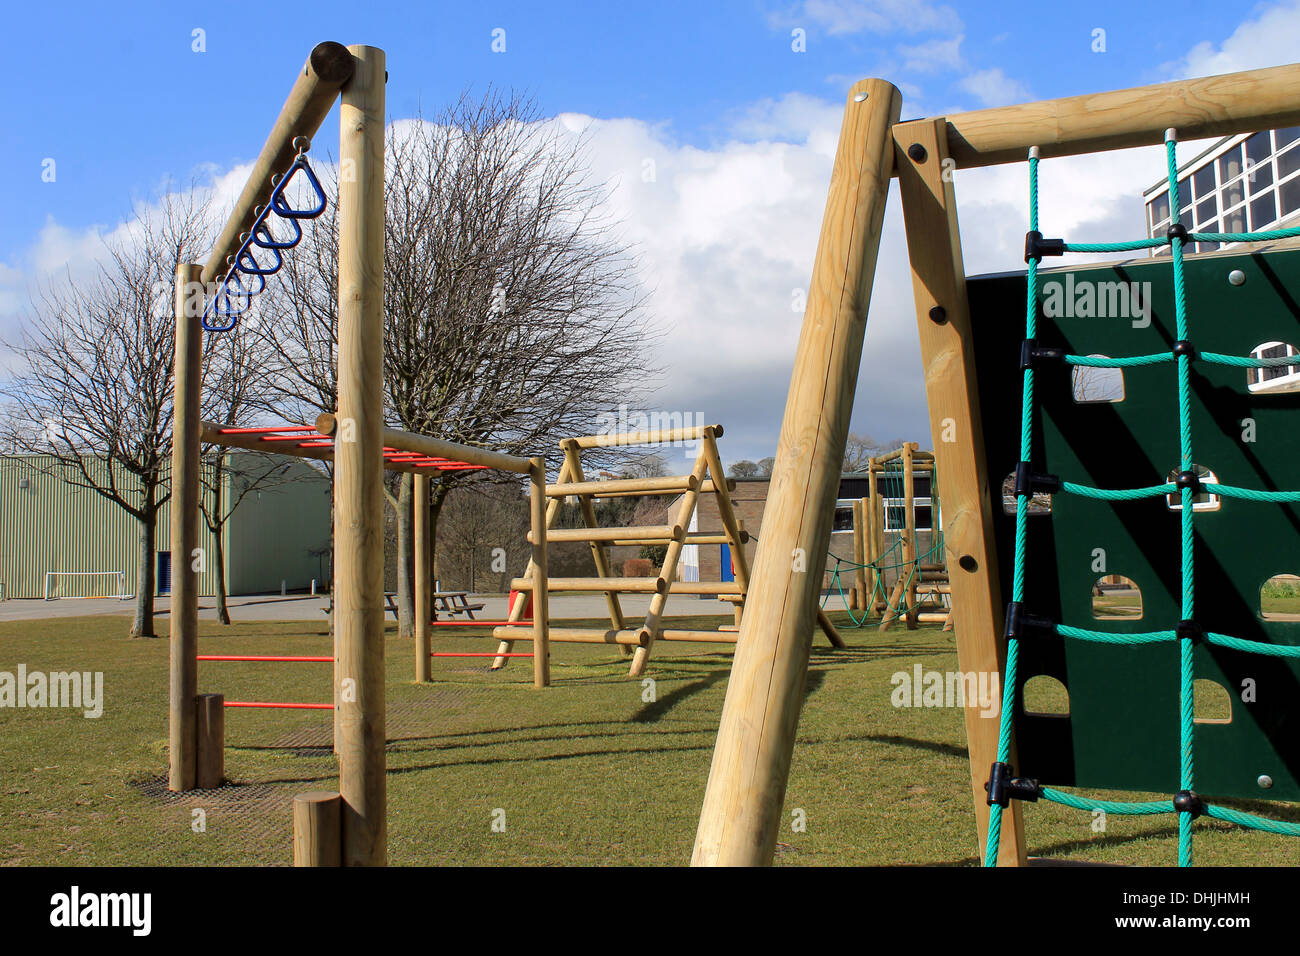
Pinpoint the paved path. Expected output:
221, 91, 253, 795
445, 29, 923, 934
0, 592, 738, 623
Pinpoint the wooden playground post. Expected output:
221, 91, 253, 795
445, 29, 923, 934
851, 498, 866, 609
293, 792, 342, 867
529, 458, 551, 688
903, 442, 919, 628
334, 43, 386, 867
414, 473, 431, 683
692, 78, 902, 866
867, 466, 880, 611
168, 262, 203, 792
893, 115, 1026, 866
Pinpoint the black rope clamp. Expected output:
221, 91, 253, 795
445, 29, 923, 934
1014, 461, 1061, 499
1173, 789, 1204, 818
1176, 619, 1203, 645
1004, 601, 1056, 640
1172, 339, 1196, 358
1025, 230, 1066, 263
986, 762, 1041, 807
1175, 469, 1202, 493
1020, 338, 1066, 370
1167, 222, 1189, 242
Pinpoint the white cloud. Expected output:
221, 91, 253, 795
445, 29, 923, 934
897, 35, 964, 74
774, 0, 962, 36
1165, 0, 1300, 76
957, 67, 1030, 107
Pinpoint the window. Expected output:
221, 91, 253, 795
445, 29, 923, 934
1193, 164, 1215, 198
1282, 176, 1300, 217
1250, 191, 1277, 229
1195, 195, 1217, 225
1277, 127, 1300, 150
1246, 130, 1271, 167
1177, 177, 1192, 211
1218, 146, 1244, 185
832, 499, 855, 533
1278, 144, 1300, 181
1250, 160, 1274, 194
1246, 341, 1300, 393
1222, 177, 1245, 209
882, 497, 934, 532
1149, 191, 1170, 228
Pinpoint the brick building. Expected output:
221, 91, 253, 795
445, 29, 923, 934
688, 470, 939, 589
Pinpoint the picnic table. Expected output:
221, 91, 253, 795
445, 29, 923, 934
323, 590, 484, 621
431, 590, 485, 620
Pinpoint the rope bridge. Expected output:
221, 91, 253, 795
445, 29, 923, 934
822, 459, 947, 627
985, 133, 1300, 867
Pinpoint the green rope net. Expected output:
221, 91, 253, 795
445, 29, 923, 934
984, 137, 1300, 867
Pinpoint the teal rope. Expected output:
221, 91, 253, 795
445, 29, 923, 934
1040, 788, 1170, 815
1203, 483, 1300, 503
1167, 135, 1197, 868
1204, 804, 1300, 836
1055, 624, 1176, 644
1065, 352, 1173, 367
1061, 481, 1175, 500
1064, 237, 1167, 253
1064, 351, 1295, 369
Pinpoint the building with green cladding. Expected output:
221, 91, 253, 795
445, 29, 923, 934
0, 454, 330, 600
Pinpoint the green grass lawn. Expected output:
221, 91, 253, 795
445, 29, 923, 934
1, 609, 1296, 866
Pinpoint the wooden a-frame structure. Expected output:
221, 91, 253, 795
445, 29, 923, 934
491, 423, 844, 677
692, 64, 1300, 867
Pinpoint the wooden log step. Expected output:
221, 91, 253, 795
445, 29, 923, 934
608, 530, 749, 546
511, 577, 664, 593
916, 611, 951, 624
915, 583, 951, 594
661, 581, 746, 595
654, 629, 738, 643
533, 524, 682, 544
491, 625, 644, 645
545, 474, 695, 497
919, 571, 950, 582
563, 424, 722, 449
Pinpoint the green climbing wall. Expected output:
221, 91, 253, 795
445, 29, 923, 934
967, 247, 1300, 802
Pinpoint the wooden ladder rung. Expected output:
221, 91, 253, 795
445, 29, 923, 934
491, 625, 643, 645
510, 576, 664, 593
535, 524, 682, 544
545, 475, 694, 497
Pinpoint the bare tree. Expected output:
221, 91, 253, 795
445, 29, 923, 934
264, 90, 658, 634
843, 432, 906, 472
0, 190, 210, 636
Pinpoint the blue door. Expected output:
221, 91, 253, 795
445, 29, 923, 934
720, 544, 735, 583
157, 551, 172, 595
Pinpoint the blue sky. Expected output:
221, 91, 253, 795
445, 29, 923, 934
2, 0, 1295, 463
0, 0, 1206, 257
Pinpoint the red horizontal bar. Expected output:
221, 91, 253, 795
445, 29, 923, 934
432, 652, 534, 658
261, 434, 320, 442
430, 620, 531, 626
224, 701, 332, 710
198, 655, 332, 662
217, 425, 317, 434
